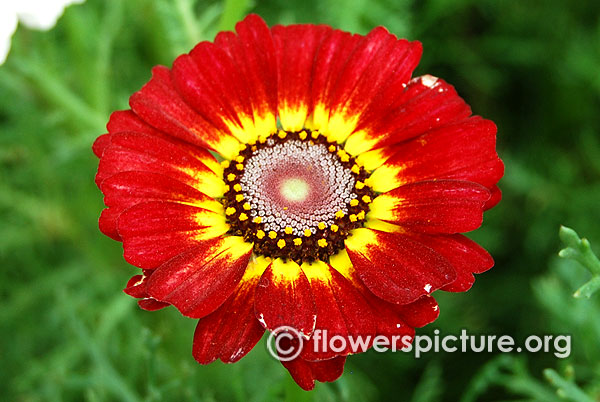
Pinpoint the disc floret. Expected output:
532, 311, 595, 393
222, 130, 374, 264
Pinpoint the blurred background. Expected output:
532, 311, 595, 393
1, 0, 599, 400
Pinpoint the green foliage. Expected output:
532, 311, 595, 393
559, 226, 600, 298
1, 0, 599, 401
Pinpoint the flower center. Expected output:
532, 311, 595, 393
280, 178, 309, 202
221, 130, 373, 264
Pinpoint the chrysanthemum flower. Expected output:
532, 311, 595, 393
94, 14, 503, 390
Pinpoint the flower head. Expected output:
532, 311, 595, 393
94, 14, 503, 390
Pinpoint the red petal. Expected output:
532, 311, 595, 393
345, 76, 472, 155
329, 253, 417, 350
124, 274, 148, 299
93, 109, 164, 160
138, 298, 170, 311
95, 131, 222, 196
92, 134, 111, 158
411, 234, 494, 292
359, 290, 416, 350
345, 228, 456, 304
214, 14, 278, 136
281, 355, 346, 391
369, 180, 490, 234
193, 265, 265, 364
98, 208, 124, 241
146, 236, 252, 318
332, 254, 438, 346
107, 109, 163, 136
300, 261, 376, 360
485, 185, 502, 210
123, 273, 170, 311
172, 42, 257, 144
368, 117, 504, 193
129, 66, 240, 158
101, 171, 213, 206
99, 171, 221, 241
254, 259, 317, 337
324, 28, 422, 142
393, 295, 440, 328
310, 29, 361, 130
272, 24, 330, 131
117, 201, 228, 269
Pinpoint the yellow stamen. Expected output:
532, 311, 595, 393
221, 160, 230, 168
278, 130, 287, 139
284, 226, 293, 235
362, 195, 372, 203
351, 164, 360, 174
227, 173, 236, 182
253, 216, 262, 224
311, 131, 320, 139
328, 144, 337, 152
317, 239, 328, 247
235, 156, 245, 163
243, 202, 251, 210
268, 231, 277, 239
337, 149, 350, 162
335, 210, 345, 219
233, 184, 242, 192
236, 163, 244, 170
235, 194, 244, 202
355, 181, 365, 189
350, 199, 359, 207
293, 238, 302, 246
225, 207, 236, 216
256, 230, 265, 239
330, 224, 339, 232
357, 210, 365, 220
299, 131, 308, 140
277, 239, 286, 249
318, 222, 326, 230
239, 213, 248, 221
303, 229, 312, 237
349, 214, 358, 222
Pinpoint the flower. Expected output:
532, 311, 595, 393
0, 0, 85, 65
94, 14, 503, 390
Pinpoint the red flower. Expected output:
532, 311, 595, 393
94, 14, 503, 390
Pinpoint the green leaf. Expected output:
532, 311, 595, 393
558, 226, 600, 298
544, 368, 593, 402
